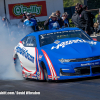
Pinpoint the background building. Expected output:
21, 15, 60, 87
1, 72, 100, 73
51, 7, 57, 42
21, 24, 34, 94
0, 0, 64, 24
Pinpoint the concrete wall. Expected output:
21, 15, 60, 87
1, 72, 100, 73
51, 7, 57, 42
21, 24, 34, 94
3, 0, 64, 24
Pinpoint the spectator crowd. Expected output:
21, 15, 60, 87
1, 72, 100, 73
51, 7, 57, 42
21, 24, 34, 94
1, 2, 100, 39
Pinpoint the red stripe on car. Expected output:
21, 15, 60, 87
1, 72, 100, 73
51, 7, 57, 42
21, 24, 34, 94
19, 41, 22, 44
34, 47, 37, 74
23, 67, 32, 72
37, 49, 44, 80
92, 38, 97, 41
41, 49, 57, 80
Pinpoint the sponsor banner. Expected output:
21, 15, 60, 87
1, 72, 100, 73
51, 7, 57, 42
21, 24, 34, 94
8, 1, 47, 20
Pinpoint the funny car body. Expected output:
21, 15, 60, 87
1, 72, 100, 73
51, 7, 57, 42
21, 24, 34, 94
13, 27, 100, 81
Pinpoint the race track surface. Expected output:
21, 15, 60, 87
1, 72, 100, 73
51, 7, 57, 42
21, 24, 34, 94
0, 76, 100, 100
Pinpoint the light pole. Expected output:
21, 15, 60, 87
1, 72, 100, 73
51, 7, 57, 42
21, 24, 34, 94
4, 0, 7, 17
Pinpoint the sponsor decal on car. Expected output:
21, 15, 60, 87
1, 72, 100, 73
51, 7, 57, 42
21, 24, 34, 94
39, 55, 43, 60
54, 40, 60, 44
81, 62, 100, 66
51, 39, 97, 50
16, 46, 34, 63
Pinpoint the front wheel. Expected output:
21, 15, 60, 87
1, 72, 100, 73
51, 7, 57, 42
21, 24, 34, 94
44, 68, 49, 82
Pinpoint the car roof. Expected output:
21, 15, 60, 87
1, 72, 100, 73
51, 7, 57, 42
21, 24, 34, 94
27, 27, 81, 37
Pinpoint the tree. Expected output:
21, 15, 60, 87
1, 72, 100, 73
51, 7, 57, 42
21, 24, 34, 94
63, 0, 84, 7
63, 0, 74, 7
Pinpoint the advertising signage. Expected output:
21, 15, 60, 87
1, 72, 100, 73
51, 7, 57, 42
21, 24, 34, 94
8, 1, 47, 19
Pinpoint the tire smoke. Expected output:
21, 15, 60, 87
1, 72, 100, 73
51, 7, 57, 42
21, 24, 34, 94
0, 19, 25, 80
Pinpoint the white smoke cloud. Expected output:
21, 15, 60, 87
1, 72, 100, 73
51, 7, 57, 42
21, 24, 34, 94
0, 17, 26, 80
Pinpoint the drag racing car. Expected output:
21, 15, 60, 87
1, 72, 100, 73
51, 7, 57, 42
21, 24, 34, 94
13, 27, 100, 81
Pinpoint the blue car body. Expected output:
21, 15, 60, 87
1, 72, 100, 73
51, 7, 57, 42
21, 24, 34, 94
13, 27, 100, 81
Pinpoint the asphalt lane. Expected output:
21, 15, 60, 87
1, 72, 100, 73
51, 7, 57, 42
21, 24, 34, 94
0, 76, 100, 100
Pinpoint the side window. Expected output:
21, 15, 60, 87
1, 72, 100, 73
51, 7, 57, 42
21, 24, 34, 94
22, 36, 37, 47
22, 37, 27, 46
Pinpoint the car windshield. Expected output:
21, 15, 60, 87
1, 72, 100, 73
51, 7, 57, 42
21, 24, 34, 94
39, 30, 92, 47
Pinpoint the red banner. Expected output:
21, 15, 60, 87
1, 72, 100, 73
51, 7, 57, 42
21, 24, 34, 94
8, 1, 47, 20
